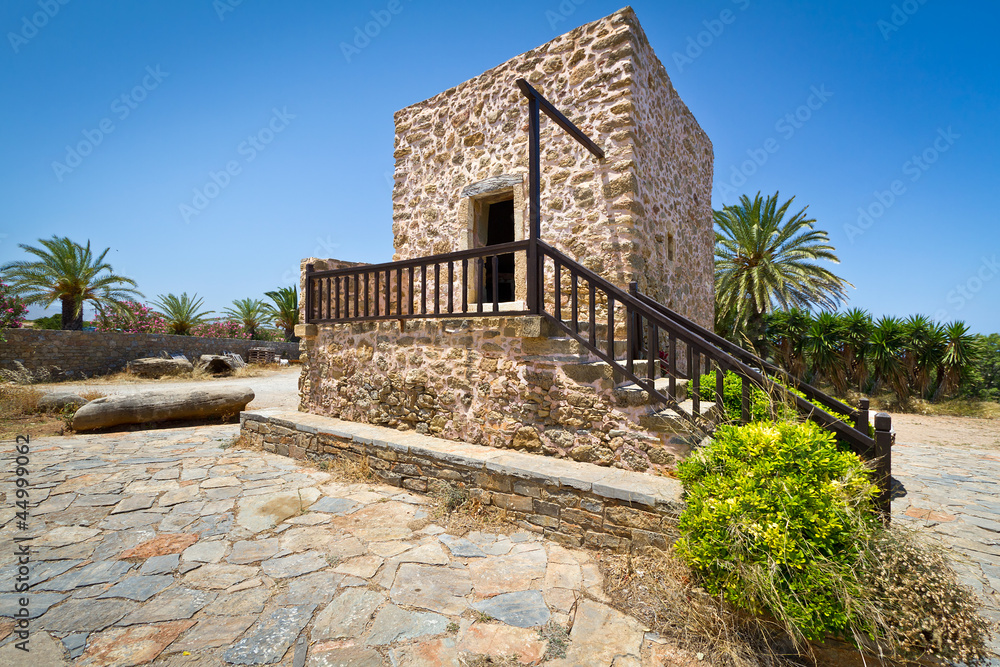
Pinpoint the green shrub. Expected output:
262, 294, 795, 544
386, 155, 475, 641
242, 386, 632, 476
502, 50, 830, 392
676, 420, 994, 662
676, 421, 878, 642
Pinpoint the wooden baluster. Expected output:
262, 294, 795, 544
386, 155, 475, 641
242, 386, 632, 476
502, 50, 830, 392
606, 295, 615, 360
571, 271, 579, 333
626, 309, 635, 375
374, 271, 380, 317
364, 273, 370, 318
646, 319, 656, 394
334, 276, 340, 320
461, 258, 468, 313
396, 267, 402, 317
692, 350, 701, 414
476, 258, 484, 313
554, 260, 561, 321
420, 265, 427, 315
491, 255, 499, 313
716, 361, 725, 406
668, 333, 677, 398
447, 261, 454, 314
434, 264, 440, 315
741, 377, 750, 424
408, 267, 414, 316
588, 283, 596, 347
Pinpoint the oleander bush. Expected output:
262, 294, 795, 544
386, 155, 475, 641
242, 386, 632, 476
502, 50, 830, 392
676, 420, 994, 663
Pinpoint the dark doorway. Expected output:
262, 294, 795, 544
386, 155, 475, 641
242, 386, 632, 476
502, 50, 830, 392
483, 199, 515, 303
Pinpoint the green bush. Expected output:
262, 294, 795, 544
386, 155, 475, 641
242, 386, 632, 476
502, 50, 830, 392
676, 421, 994, 662
676, 421, 878, 642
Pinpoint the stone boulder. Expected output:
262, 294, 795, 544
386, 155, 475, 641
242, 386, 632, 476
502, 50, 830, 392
38, 392, 88, 412
127, 357, 193, 378
72, 387, 254, 431
199, 355, 235, 376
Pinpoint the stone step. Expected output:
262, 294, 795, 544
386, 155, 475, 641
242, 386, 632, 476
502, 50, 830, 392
639, 399, 721, 433
613, 377, 689, 406
562, 359, 654, 385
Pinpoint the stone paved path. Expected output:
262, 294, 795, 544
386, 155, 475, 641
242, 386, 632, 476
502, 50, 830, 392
892, 437, 1000, 661
0, 425, 689, 666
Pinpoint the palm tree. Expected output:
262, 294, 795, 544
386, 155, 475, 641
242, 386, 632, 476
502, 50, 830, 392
223, 298, 268, 340
806, 311, 847, 392
0, 236, 141, 330
264, 286, 299, 341
153, 292, 213, 335
714, 192, 851, 344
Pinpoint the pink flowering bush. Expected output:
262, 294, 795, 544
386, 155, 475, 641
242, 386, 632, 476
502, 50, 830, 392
95, 300, 167, 334
0, 282, 29, 330
190, 320, 251, 339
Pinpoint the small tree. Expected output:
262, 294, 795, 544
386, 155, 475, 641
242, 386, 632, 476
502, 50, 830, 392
223, 298, 268, 340
95, 300, 167, 334
0, 281, 29, 342
264, 286, 299, 341
153, 292, 213, 335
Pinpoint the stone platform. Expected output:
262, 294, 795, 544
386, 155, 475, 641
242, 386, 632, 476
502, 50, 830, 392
240, 408, 684, 552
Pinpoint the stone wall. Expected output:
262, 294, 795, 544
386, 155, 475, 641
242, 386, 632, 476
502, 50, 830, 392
389, 7, 714, 328
241, 408, 683, 552
299, 316, 701, 474
0, 329, 299, 379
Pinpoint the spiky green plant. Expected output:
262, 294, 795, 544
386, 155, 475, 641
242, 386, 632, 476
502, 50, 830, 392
153, 292, 213, 335
840, 308, 873, 393
714, 192, 851, 343
223, 298, 268, 340
935, 321, 981, 399
901, 315, 946, 399
763, 308, 812, 379
0, 236, 142, 330
264, 286, 299, 341
869, 316, 908, 399
807, 311, 847, 392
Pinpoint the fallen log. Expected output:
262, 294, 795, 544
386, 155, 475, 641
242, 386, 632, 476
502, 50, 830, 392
72, 387, 254, 431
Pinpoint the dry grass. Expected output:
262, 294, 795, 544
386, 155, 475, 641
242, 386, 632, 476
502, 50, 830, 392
71, 362, 289, 385
459, 656, 521, 667
0, 385, 65, 439
430, 485, 515, 536
600, 547, 800, 667
314, 454, 375, 483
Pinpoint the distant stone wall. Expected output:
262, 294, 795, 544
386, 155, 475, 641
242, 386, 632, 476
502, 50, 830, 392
299, 316, 698, 473
0, 329, 299, 379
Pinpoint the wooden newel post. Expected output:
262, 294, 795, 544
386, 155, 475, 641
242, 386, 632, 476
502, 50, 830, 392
304, 263, 314, 324
874, 411, 892, 522
855, 398, 870, 434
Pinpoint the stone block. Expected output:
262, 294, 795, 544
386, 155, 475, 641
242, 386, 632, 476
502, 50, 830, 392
532, 499, 560, 517
492, 493, 533, 513
527, 514, 559, 529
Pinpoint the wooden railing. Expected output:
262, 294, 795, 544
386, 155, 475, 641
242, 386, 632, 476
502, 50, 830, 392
305, 241, 530, 322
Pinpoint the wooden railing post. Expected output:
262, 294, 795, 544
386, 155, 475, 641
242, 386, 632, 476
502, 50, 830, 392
874, 412, 892, 522
304, 263, 314, 324
856, 398, 870, 434
525, 91, 541, 315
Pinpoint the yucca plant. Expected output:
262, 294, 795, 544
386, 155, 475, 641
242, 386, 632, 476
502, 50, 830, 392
223, 298, 268, 340
264, 286, 299, 341
934, 321, 981, 399
153, 292, 213, 336
869, 316, 908, 400
0, 236, 142, 330
763, 308, 812, 380
714, 192, 851, 344
840, 308, 872, 393
902, 315, 946, 399
807, 311, 847, 392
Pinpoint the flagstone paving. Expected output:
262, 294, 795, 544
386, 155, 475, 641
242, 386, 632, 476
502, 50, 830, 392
0, 425, 690, 666
891, 437, 1000, 662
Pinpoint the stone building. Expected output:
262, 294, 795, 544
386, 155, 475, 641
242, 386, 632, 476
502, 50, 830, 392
390, 6, 713, 325
297, 7, 716, 473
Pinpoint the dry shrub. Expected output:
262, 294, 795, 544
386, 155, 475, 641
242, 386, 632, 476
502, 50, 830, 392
314, 454, 374, 484
431, 484, 513, 535
0, 385, 43, 418
601, 547, 800, 667
0, 361, 52, 385
78, 390, 105, 402
859, 526, 995, 665
459, 655, 520, 667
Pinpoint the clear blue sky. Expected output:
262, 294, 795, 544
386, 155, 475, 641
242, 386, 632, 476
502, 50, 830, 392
2, 0, 998, 332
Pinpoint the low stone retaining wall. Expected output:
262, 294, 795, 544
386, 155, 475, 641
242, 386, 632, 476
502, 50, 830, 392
0, 329, 299, 379
240, 408, 684, 552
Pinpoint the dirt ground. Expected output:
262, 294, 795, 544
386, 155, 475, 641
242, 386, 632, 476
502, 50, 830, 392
890, 411, 1000, 450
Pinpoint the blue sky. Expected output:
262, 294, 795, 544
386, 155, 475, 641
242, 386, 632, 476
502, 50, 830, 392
2, 0, 998, 332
